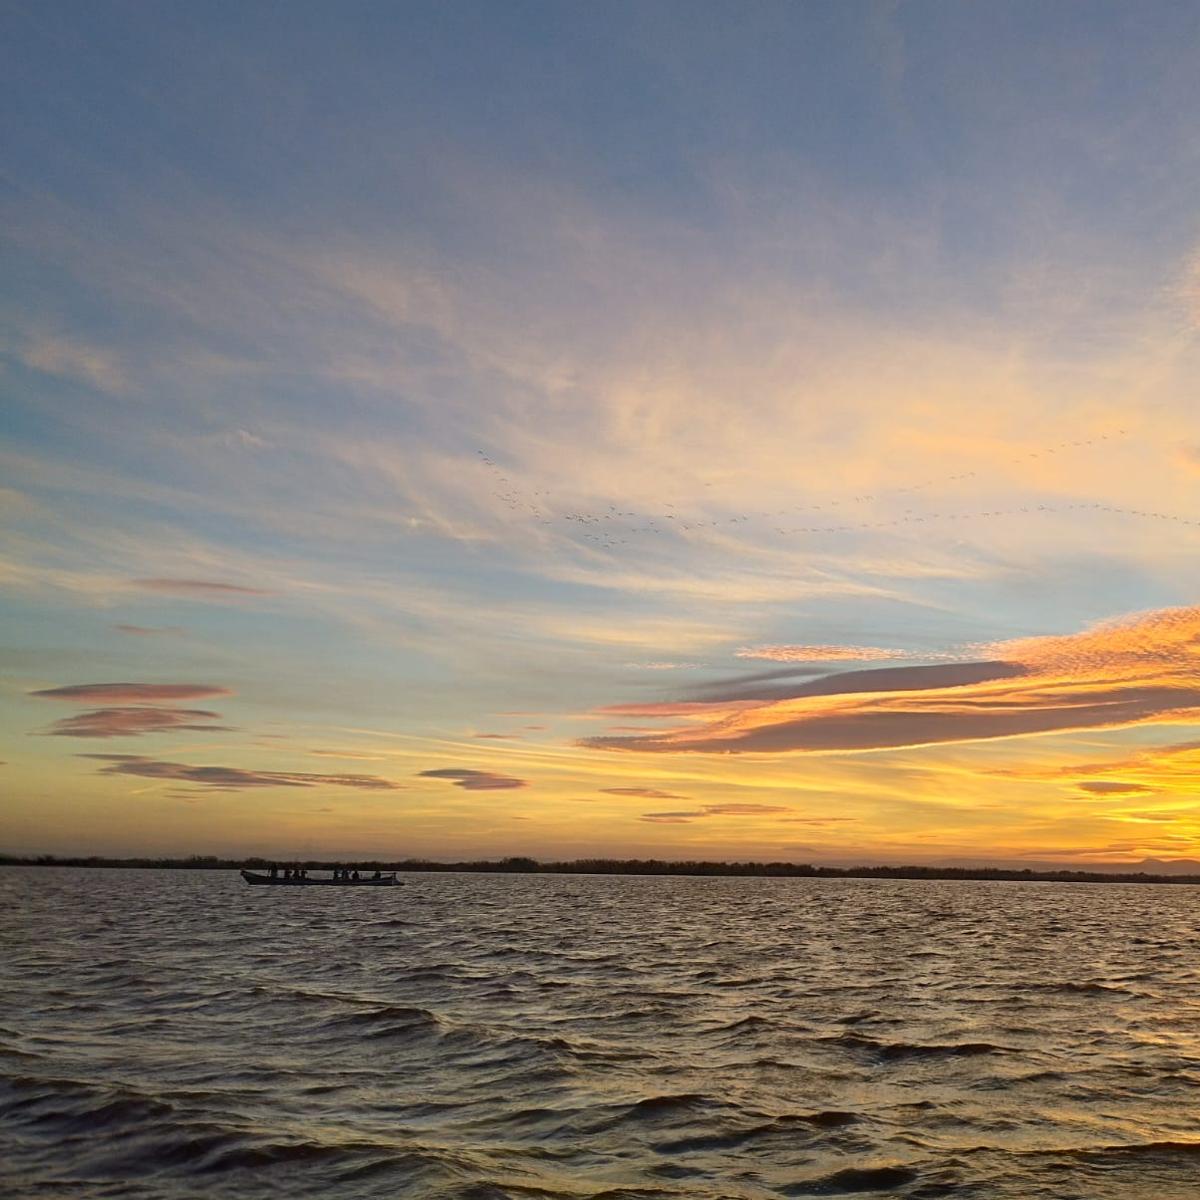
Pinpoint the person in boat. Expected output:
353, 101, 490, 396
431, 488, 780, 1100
352, 869, 360, 880
372, 869, 381, 880
269, 863, 278, 879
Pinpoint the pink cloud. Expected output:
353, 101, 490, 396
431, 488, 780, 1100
32, 682, 230, 703
600, 787, 689, 799
84, 754, 403, 791
638, 803, 793, 824
43, 707, 231, 738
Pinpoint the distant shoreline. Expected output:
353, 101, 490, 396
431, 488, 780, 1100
4, 854, 1200, 886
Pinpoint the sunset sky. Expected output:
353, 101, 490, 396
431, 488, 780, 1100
4, 2, 1200, 863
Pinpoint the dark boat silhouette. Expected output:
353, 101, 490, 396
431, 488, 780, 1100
241, 869, 401, 886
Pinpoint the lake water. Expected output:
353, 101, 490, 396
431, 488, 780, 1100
4, 867, 1200, 1197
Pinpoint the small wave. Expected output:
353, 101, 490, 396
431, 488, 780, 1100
878, 1040, 1004, 1061
823, 1033, 1005, 1062
627, 1093, 715, 1117
784, 1163, 919, 1194
0, 1075, 176, 1132
1048, 1139, 1200, 1164
655, 1110, 860, 1154
322, 1005, 441, 1037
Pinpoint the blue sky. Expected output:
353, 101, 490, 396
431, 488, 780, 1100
3, 2, 1200, 861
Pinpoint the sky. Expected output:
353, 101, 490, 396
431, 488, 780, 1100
3, 1, 1200, 864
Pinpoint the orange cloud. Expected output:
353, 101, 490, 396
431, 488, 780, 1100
586, 607, 1200, 755
1177, 445, 1200, 474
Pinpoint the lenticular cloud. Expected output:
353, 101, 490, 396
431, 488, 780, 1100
584, 607, 1200, 755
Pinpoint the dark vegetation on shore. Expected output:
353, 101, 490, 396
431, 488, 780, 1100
3, 853, 1200, 885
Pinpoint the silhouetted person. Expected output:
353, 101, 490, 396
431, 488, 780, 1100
269, 863, 277, 879
352, 869, 359, 880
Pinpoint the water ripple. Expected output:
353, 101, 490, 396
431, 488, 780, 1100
4, 868, 1199, 1197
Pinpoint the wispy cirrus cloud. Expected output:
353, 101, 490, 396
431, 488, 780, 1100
131, 578, 271, 597
113, 624, 185, 636
42, 707, 232, 738
418, 767, 529, 790
16, 332, 126, 392
31, 682, 230, 703
1077, 781, 1154, 795
600, 787, 688, 800
736, 644, 909, 662
84, 754, 404, 791
586, 607, 1200, 756
640, 802, 794, 824
308, 748, 391, 761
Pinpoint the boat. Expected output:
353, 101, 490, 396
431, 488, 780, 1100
240, 869, 401, 886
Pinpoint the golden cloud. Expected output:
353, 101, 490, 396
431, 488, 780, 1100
585, 607, 1200, 756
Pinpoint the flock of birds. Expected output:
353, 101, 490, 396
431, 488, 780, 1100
476, 429, 1198, 552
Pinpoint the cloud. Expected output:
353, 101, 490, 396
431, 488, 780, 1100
1076, 781, 1154, 795
43, 707, 231, 738
585, 607, 1200, 756
473, 732, 523, 740
1176, 445, 1200, 474
736, 644, 909, 662
308, 748, 391, 761
418, 767, 529, 790
639, 802, 793, 823
84, 754, 403, 791
113, 624, 185, 636
132, 578, 270, 597
703, 803, 792, 815
600, 787, 688, 799
31, 682, 230, 702
17, 333, 125, 392
594, 701, 758, 718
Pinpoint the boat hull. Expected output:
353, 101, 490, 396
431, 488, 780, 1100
241, 869, 400, 886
